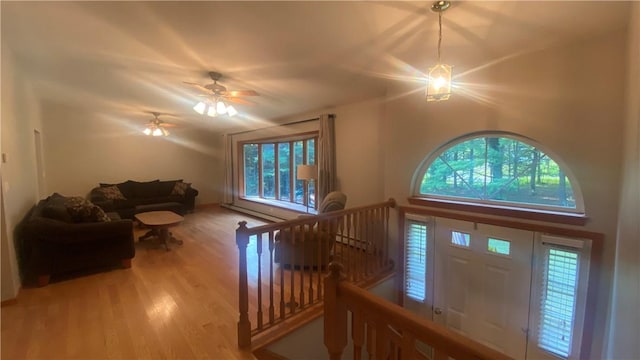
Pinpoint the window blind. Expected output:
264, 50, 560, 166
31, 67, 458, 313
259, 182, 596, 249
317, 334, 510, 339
538, 247, 580, 358
405, 219, 427, 302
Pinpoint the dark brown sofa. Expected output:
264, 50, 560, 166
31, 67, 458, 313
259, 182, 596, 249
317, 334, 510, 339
17, 193, 135, 286
89, 179, 198, 219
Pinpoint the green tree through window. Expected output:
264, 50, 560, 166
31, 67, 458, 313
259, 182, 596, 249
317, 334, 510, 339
241, 135, 318, 210
418, 135, 579, 210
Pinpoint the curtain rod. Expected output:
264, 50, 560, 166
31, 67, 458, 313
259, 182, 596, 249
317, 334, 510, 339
227, 116, 321, 137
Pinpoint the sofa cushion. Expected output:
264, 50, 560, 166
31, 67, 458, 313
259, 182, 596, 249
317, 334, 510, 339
64, 197, 111, 223
171, 181, 191, 196
95, 185, 126, 200
41, 194, 74, 222
116, 180, 137, 199
131, 180, 160, 198
156, 180, 181, 197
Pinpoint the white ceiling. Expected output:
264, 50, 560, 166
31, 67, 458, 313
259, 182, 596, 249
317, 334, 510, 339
1, 1, 631, 133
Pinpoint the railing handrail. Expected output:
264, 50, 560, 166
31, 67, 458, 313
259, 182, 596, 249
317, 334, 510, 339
324, 262, 513, 360
237, 199, 396, 349
240, 198, 396, 235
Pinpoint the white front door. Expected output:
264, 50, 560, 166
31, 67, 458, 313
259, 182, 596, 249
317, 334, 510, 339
433, 217, 534, 359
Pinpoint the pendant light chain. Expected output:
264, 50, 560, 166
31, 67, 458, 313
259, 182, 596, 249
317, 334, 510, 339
437, 11, 442, 64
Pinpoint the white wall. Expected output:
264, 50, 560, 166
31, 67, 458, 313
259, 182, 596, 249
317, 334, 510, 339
382, 30, 627, 358
1, 44, 44, 300
607, 3, 640, 358
40, 101, 223, 204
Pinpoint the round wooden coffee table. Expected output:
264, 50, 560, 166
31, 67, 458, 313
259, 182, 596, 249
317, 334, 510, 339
134, 211, 184, 251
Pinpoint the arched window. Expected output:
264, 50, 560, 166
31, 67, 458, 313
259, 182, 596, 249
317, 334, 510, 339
413, 132, 584, 214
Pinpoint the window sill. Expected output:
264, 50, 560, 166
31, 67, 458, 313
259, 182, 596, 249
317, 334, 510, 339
239, 196, 317, 215
407, 197, 588, 226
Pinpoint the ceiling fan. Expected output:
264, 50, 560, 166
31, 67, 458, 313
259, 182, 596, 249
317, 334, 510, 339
184, 71, 259, 117
143, 112, 176, 137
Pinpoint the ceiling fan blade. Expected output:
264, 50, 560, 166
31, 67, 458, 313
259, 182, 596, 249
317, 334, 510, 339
183, 81, 212, 93
223, 90, 259, 97
225, 97, 254, 105
160, 123, 178, 128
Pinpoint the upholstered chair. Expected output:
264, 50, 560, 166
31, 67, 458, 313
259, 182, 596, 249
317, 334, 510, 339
274, 191, 347, 268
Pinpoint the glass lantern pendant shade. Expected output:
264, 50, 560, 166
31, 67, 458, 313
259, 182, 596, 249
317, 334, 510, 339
426, 0, 452, 102
427, 63, 452, 101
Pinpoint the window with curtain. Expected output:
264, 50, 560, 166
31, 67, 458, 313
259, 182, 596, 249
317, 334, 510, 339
240, 135, 317, 211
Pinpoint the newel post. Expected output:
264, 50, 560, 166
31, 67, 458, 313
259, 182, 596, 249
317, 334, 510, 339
324, 262, 347, 360
236, 221, 252, 348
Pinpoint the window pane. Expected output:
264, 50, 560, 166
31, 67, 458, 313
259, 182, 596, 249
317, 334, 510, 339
405, 220, 427, 302
307, 138, 316, 208
538, 248, 579, 358
262, 144, 275, 199
307, 138, 315, 165
451, 231, 470, 247
278, 143, 290, 201
294, 141, 304, 204
420, 136, 577, 209
487, 238, 511, 255
243, 144, 259, 196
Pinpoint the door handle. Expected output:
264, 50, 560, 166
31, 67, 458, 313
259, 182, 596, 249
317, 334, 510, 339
434, 307, 443, 315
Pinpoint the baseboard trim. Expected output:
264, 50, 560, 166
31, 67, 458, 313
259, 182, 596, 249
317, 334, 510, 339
1, 298, 17, 307
194, 203, 220, 210
221, 204, 283, 223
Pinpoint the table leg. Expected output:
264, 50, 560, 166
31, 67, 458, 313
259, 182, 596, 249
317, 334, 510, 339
159, 228, 171, 251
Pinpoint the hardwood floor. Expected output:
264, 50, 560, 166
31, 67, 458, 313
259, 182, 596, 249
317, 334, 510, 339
1, 206, 269, 360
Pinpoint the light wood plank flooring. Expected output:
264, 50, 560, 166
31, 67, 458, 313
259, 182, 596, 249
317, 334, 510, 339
1, 206, 269, 360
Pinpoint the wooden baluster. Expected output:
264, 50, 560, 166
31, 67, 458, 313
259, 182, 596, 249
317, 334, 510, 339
366, 321, 376, 359
400, 332, 417, 359
434, 349, 448, 360
236, 221, 252, 348
383, 206, 389, 268
289, 225, 296, 314
375, 321, 389, 360
352, 309, 364, 360
365, 209, 370, 276
377, 207, 383, 271
324, 262, 347, 360
341, 214, 358, 281
279, 229, 286, 320
257, 232, 263, 329
299, 225, 305, 308
268, 231, 275, 324
309, 222, 315, 304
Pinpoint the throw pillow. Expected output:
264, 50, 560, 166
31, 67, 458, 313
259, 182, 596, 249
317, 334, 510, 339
64, 197, 111, 223
97, 185, 126, 200
171, 181, 191, 196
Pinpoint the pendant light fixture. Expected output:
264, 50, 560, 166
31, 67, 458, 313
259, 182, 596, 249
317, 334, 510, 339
426, 0, 453, 102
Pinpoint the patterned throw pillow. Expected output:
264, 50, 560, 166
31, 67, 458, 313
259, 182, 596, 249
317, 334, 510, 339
171, 181, 191, 196
98, 185, 126, 200
64, 197, 111, 223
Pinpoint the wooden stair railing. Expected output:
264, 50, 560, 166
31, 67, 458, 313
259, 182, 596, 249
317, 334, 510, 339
324, 262, 513, 360
237, 199, 396, 349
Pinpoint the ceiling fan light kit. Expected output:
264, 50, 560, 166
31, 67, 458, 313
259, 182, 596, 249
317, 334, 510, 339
426, 0, 453, 102
143, 112, 172, 137
187, 71, 257, 118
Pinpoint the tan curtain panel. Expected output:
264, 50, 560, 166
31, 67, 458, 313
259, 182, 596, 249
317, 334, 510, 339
318, 114, 336, 203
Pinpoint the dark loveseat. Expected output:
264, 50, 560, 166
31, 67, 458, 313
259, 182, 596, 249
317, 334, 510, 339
17, 193, 135, 286
89, 179, 198, 219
